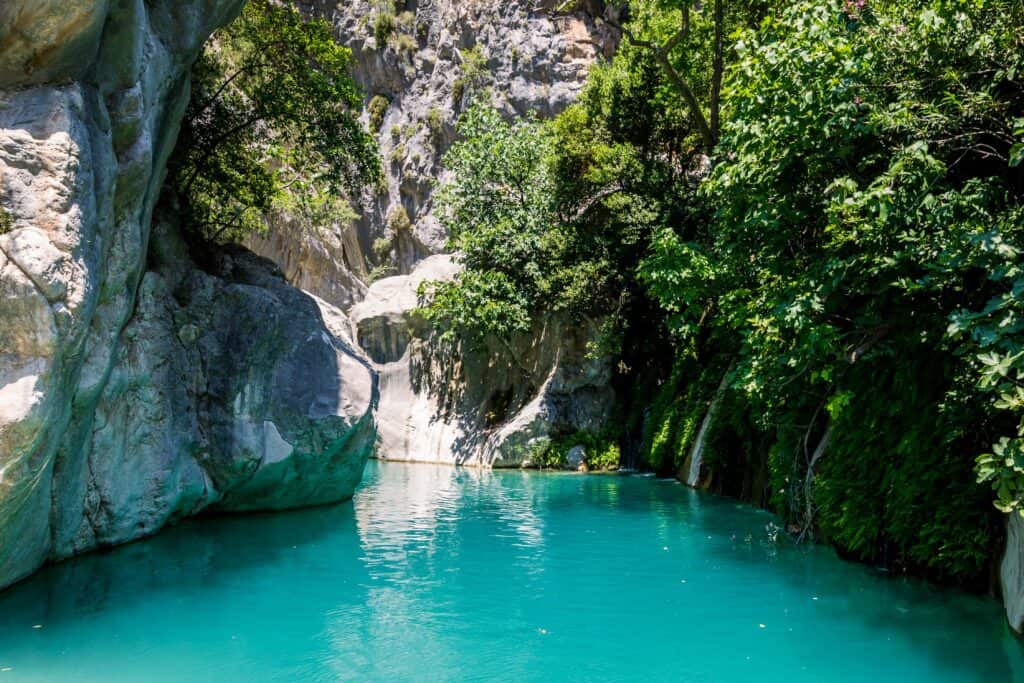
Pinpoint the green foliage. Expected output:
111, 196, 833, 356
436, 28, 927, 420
373, 11, 394, 44
422, 70, 685, 347
813, 354, 998, 583
368, 95, 389, 133
395, 10, 416, 32
452, 46, 490, 107
393, 33, 417, 53
426, 107, 445, 147
635, 0, 1020, 581
386, 205, 412, 234
420, 103, 557, 342
169, 0, 379, 244
422, 0, 1023, 585
372, 235, 393, 260
0, 207, 12, 234
526, 429, 622, 470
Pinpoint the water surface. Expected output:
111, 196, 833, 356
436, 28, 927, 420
0, 460, 1021, 682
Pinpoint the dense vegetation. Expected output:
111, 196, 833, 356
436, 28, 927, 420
167, 0, 378, 244
424, 0, 1024, 587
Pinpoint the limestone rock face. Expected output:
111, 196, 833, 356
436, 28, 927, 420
245, 212, 370, 311
243, 0, 618, 472
247, 0, 617, 307
0, 0, 376, 590
351, 255, 613, 467
1003, 513, 1024, 634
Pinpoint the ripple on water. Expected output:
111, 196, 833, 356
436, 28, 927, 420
0, 459, 1021, 682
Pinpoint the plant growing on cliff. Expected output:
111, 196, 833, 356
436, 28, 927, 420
373, 10, 395, 45
367, 95, 390, 133
452, 46, 490, 107
168, 0, 379, 244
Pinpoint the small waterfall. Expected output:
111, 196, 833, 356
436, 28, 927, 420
685, 369, 732, 487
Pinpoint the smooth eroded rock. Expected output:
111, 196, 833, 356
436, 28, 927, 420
0, 0, 376, 591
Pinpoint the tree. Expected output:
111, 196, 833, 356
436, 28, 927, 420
420, 103, 557, 342
168, 0, 379, 244
597, 1, 771, 151
644, 0, 1022, 578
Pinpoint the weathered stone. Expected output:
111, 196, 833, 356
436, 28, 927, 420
0, 0, 376, 591
351, 255, 614, 468
249, 0, 618, 307
567, 445, 587, 470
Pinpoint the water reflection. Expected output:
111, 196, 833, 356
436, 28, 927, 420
0, 460, 1019, 683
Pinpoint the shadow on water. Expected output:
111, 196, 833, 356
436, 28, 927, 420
0, 460, 1021, 683
0, 502, 362, 635
652, 478, 1024, 682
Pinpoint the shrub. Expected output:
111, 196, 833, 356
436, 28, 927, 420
527, 429, 623, 471
373, 11, 394, 44
452, 45, 489, 106
394, 33, 417, 53
367, 95, 389, 133
395, 11, 416, 32
426, 107, 444, 146
372, 235, 393, 260
0, 207, 12, 234
386, 205, 412, 233
368, 264, 397, 281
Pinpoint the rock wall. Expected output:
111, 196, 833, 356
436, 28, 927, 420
0, 0, 376, 591
242, 1, 620, 471
350, 255, 614, 467
247, 0, 617, 304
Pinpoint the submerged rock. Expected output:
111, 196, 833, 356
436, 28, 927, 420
0, 0, 375, 590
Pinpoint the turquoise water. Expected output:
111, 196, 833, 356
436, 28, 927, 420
0, 460, 1021, 682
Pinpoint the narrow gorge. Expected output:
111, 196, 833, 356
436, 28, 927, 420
2, 0, 1024, 680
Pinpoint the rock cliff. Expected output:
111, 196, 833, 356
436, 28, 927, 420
242, 0, 619, 469
350, 256, 613, 467
249, 0, 617, 301
0, 0, 376, 590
